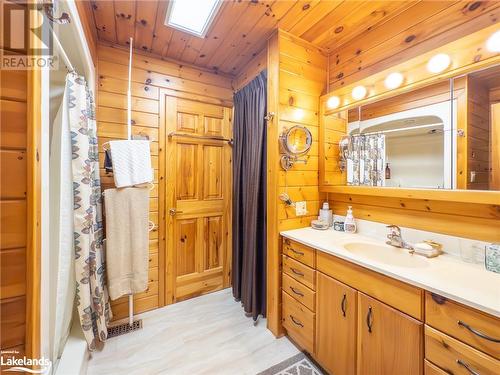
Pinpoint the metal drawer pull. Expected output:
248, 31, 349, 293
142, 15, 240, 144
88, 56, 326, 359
366, 307, 373, 333
290, 268, 304, 277
456, 359, 480, 375
290, 315, 304, 328
290, 248, 305, 256
341, 294, 347, 317
458, 321, 500, 343
290, 287, 304, 297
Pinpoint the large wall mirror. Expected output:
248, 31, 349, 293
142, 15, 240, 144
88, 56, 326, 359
334, 63, 500, 191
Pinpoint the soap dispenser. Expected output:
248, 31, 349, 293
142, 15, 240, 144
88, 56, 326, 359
344, 206, 357, 233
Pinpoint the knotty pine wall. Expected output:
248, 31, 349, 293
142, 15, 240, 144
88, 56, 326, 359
267, 30, 327, 335
96, 43, 233, 320
231, 48, 267, 92
327, 1, 500, 90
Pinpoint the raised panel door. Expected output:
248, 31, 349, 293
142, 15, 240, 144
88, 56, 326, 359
165, 96, 231, 304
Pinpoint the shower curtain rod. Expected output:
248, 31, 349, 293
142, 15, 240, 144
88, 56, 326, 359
51, 25, 75, 72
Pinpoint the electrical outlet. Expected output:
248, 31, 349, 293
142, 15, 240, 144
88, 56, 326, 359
295, 201, 307, 216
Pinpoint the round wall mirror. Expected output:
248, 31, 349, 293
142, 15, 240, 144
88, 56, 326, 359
280, 125, 312, 155
279, 125, 313, 170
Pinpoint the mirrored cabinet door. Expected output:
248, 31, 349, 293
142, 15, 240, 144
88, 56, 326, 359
455, 65, 500, 190
320, 63, 500, 192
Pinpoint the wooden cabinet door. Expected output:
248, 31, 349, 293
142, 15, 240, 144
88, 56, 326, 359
315, 272, 357, 375
165, 96, 232, 304
357, 293, 423, 375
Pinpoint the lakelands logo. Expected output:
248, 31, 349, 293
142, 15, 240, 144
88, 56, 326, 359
1, 350, 52, 374
1, 1, 57, 70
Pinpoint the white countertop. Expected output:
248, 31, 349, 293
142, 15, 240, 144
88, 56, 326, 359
281, 227, 500, 318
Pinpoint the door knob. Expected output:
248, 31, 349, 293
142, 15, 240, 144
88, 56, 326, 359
169, 208, 183, 216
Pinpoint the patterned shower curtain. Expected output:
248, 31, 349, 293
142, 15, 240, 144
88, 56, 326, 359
68, 73, 112, 350
346, 134, 385, 186
359, 134, 385, 186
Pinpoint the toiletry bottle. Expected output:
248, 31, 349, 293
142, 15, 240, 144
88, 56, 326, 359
385, 163, 391, 179
319, 202, 333, 226
344, 206, 357, 233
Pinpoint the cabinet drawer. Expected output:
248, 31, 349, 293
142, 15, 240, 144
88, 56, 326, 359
425, 326, 500, 375
317, 250, 422, 319
282, 255, 315, 290
282, 290, 315, 353
282, 238, 315, 267
282, 273, 315, 311
425, 292, 500, 360
424, 360, 448, 375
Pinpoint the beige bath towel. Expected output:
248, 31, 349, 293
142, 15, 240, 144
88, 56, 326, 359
104, 187, 149, 301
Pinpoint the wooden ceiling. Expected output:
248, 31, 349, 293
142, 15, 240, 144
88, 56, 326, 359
89, 1, 496, 77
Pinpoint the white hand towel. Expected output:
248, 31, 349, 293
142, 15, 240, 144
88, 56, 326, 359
109, 140, 153, 188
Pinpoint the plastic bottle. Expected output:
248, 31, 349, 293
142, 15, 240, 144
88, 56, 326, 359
344, 206, 357, 233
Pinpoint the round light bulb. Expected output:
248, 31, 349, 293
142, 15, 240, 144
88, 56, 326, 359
351, 85, 367, 100
486, 30, 500, 52
327, 96, 340, 109
427, 53, 451, 73
384, 72, 404, 89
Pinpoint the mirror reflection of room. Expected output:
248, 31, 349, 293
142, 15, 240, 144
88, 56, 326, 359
338, 64, 500, 191
346, 81, 452, 189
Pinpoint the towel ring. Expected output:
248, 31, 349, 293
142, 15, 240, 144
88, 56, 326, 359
102, 141, 110, 151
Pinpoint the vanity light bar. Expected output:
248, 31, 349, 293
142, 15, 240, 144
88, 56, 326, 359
324, 28, 500, 111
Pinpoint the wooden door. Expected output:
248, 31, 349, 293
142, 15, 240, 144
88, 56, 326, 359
357, 293, 423, 375
164, 96, 232, 304
315, 272, 357, 375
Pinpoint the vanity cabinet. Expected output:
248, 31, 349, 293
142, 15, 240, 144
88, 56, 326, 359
316, 273, 357, 375
357, 293, 423, 375
280, 237, 500, 375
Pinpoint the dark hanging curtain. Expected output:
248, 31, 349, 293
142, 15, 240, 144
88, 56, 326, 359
232, 70, 267, 320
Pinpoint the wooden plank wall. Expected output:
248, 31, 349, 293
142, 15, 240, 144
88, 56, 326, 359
231, 48, 267, 92
277, 32, 328, 231
0, 51, 28, 362
96, 44, 233, 320
267, 30, 327, 336
327, 1, 500, 90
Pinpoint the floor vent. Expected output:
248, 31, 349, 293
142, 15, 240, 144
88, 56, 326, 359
107, 320, 143, 338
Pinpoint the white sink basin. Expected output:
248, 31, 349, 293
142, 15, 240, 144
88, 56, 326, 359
342, 242, 429, 268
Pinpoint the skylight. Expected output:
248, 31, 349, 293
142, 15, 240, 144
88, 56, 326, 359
165, 0, 222, 38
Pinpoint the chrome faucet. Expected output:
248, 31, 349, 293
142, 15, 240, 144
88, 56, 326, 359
386, 225, 414, 252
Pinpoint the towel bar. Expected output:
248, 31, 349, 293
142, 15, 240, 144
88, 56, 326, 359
167, 132, 233, 145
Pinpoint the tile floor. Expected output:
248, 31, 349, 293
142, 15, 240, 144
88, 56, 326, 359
86, 289, 299, 375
